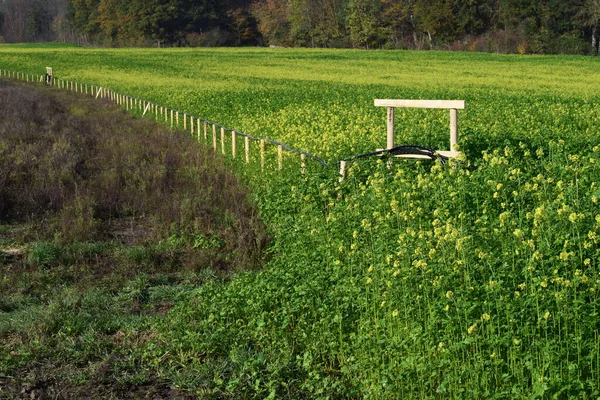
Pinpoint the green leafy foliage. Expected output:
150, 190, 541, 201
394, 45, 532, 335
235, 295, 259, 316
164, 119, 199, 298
2, 47, 600, 397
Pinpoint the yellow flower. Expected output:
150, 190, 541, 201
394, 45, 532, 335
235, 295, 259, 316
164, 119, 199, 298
467, 323, 478, 335
481, 313, 491, 322
445, 291, 454, 299
543, 311, 551, 320
540, 280, 548, 288
536, 148, 545, 157
513, 338, 521, 345
513, 229, 523, 238
569, 212, 578, 223
392, 309, 399, 317
365, 277, 372, 285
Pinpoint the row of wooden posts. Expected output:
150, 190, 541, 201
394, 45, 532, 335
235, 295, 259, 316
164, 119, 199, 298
3, 67, 463, 181
1, 68, 311, 175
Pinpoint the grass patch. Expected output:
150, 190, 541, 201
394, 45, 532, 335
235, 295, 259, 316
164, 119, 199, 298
0, 80, 266, 398
2, 48, 600, 397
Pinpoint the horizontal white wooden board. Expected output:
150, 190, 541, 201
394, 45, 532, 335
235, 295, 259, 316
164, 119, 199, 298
374, 100, 465, 110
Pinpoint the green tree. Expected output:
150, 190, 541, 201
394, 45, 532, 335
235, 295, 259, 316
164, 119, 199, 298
578, 0, 600, 54
347, 0, 381, 48
26, 1, 52, 41
251, 0, 291, 46
68, 0, 102, 38
288, 0, 345, 47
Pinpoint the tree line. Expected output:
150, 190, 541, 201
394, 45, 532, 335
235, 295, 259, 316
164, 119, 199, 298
1, 0, 599, 54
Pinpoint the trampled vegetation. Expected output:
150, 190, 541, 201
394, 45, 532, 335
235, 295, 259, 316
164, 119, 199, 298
1, 46, 600, 398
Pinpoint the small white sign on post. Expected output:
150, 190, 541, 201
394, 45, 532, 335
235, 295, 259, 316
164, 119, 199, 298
45, 67, 53, 85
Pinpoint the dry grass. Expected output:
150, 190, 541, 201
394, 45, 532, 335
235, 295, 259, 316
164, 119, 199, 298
0, 79, 267, 290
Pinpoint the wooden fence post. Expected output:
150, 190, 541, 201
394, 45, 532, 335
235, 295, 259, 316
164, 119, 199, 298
301, 154, 306, 175
245, 136, 250, 163
212, 124, 217, 152
260, 139, 265, 171
387, 106, 395, 150
176, 111, 179, 127
278, 145, 283, 170
232, 131, 237, 158
142, 102, 151, 117
450, 108, 458, 152
190, 116, 194, 135
171, 110, 174, 128
221, 127, 225, 155
197, 119, 201, 141
204, 121, 208, 141
339, 161, 347, 182
183, 113, 187, 131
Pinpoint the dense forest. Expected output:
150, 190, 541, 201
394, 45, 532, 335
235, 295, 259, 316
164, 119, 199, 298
0, 0, 599, 54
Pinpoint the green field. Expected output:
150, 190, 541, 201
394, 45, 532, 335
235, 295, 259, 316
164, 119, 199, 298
2, 44, 600, 398
1, 45, 599, 160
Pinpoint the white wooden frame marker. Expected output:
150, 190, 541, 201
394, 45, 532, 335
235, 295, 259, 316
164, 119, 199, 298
374, 99, 465, 159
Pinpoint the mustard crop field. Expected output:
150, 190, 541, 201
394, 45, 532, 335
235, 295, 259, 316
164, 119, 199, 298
2, 44, 600, 398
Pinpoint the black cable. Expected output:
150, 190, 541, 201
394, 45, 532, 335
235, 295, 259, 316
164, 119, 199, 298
340, 144, 450, 165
